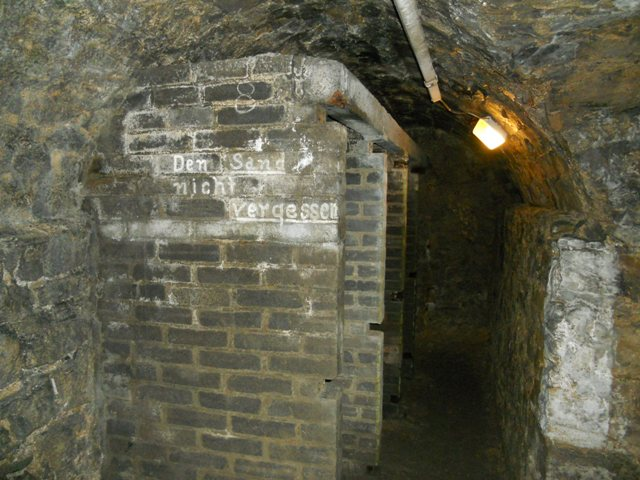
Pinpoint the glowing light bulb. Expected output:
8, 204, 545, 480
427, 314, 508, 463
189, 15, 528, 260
472, 117, 507, 150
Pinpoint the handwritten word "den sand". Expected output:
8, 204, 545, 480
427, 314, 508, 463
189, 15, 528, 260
231, 200, 338, 223
170, 154, 286, 175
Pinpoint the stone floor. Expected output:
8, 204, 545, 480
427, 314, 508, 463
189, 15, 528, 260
373, 351, 505, 479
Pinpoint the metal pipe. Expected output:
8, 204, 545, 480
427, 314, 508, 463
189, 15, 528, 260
392, 0, 442, 102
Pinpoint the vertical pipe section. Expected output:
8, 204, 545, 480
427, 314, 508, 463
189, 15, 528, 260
392, 0, 442, 102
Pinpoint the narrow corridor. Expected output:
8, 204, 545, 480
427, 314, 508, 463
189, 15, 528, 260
377, 352, 504, 479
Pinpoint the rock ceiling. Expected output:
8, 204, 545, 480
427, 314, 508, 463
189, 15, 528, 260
1, 0, 638, 219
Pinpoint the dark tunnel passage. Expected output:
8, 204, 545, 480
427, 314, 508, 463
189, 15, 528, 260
370, 126, 522, 479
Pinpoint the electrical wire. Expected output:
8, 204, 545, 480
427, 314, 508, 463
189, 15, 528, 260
437, 99, 482, 120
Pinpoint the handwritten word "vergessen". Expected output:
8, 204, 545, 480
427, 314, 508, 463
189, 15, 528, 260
231, 200, 338, 223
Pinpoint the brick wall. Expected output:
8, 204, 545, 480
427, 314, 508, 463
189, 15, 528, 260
91, 57, 347, 480
340, 134, 386, 475
85, 54, 422, 479
401, 173, 420, 379
381, 159, 408, 416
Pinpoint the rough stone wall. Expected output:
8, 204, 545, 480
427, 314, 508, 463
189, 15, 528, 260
0, 13, 105, 473
0, 224, 100, 479
381, 160, 408, 416
90, 57, 347, 480
541, 238, 618, 451
340, 133, 386, 475
561, 106, 640, 472
0, 4, 121, 478
493, 206, 640, 479
489, 14, 640, 470
492, 206, 550, 480
612, 249, 640, 464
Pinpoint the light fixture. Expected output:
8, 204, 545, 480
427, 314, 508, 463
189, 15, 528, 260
437, 100, 508, 150
472, 116, 507, 150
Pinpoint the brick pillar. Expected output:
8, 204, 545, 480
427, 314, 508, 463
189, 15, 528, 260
382, 158, 408, 416
340, 133, 387, 475
92, 57, 346, 480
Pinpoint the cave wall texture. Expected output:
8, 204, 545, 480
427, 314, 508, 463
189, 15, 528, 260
1, 1, 639, 479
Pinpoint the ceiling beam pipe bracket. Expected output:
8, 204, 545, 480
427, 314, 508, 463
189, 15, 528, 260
392, 0, 442, 103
